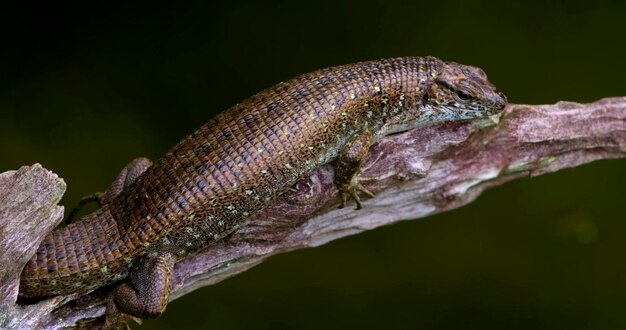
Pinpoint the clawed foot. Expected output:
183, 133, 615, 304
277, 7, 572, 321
103, 298, 140, 330
337, 176, 376, 210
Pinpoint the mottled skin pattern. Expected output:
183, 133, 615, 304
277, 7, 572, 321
18, 57, 506, 320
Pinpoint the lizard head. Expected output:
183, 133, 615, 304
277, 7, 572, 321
423, 61, 507, 120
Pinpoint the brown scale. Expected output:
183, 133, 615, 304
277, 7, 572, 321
18, 57, 506, 320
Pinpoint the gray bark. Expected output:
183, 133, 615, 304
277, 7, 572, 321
1, 97, 625, 329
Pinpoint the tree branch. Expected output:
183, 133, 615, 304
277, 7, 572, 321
1, 97, 625, 329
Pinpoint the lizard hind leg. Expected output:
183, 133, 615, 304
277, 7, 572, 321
109, 251, 176, 321
334, 129, 376, 210
66, 157, 153, 223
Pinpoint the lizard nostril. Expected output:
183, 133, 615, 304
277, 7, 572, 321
496, 90, 507, 104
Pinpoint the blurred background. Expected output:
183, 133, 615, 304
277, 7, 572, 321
1, 1, 626, 329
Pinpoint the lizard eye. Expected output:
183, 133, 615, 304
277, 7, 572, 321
456, 91, 470, 100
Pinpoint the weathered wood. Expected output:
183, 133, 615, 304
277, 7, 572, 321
1, 97, 625, 329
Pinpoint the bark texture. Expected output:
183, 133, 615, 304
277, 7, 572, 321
1, 97, 625, 329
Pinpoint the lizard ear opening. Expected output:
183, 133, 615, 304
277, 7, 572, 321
434, 78, 452, 89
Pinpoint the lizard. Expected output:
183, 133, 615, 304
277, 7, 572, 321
18, 56, 507, 324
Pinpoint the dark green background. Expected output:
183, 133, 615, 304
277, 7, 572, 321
2, 1, 626, 329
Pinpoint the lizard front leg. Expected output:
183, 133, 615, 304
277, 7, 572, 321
66, 157, 153, 223
334, 129, 376, 210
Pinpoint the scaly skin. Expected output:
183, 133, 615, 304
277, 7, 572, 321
18, 57, 506, 319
